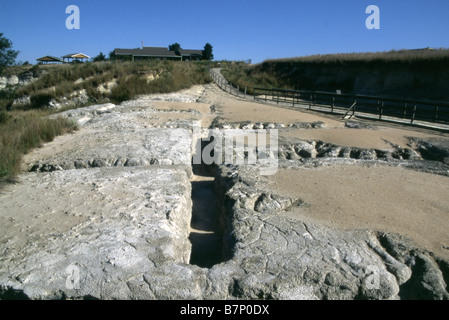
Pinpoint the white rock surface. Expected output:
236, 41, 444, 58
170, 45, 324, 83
0, 166, 193, 299
30, 103, 195, 172
1, 84, 448, 300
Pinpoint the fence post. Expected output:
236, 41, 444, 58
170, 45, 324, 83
434, 106, 439, 123
237, 85, 239, 98
352, 97, 356, 117
403, 102, 407, 118
411, 104, 417, 124
244, 86, 247, 99
379, 101, 384, 120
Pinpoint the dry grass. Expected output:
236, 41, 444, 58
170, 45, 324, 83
265, 48, 449, 64
0, 60, 212, 184
14, 62, 121, 107
222, 49, 449, 96
9, 60, 211, 108
109, 61, 211, 103
0, 109, 78, 184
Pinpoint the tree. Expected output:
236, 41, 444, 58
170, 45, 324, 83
169, 43, 181, 52
0, 33, 20, 74
202, 43, 214, 61
108, 50, 117, 61
93, 52, 106, 62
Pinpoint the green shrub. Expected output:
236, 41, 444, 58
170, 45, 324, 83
110, 84, 132, 102
30, 92, 54, 109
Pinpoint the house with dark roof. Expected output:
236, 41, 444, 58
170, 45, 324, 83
178, 49, 203, 61
113, 46, 203, 61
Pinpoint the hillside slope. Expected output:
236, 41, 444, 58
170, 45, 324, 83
223, 49, 449, 101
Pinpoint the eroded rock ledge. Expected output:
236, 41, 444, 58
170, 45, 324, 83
212, 164, 449, 300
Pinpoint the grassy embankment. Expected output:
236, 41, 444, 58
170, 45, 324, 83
221, 49, 449, 99
0, 110, 78, 183
0, 60, 212, 184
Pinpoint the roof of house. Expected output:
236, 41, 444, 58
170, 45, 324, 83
62, 53, 90, 59
114, 47, 203, 58
115, 47, 180, 57
36, 56, 65, 62
179, 49, 203, 56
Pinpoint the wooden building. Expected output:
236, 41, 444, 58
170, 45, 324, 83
178, 49, 203, 61
62, 53, 91, 63
113, 46, 203, 61
36, 56, 65, 64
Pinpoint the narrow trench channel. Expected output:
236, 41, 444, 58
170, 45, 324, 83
189, 139, 225, 268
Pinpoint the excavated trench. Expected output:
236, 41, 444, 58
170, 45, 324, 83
189, 169, 223, 268
188, 138, 232, 268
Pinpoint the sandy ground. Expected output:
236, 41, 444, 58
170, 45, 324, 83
267, 166, 449, 259
213, 97, 444, 150
203, 84, 449, 259
10, 83, 449, 262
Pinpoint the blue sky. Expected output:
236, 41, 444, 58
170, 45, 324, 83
1, 0, 448, 64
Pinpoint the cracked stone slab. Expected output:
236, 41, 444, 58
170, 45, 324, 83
0, 166, 195, 299
213, 164, 449, 300
27, 127, 193, 172
27, 98, 208, 173
27, 104, 198, 172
